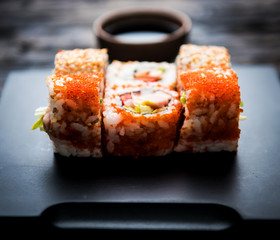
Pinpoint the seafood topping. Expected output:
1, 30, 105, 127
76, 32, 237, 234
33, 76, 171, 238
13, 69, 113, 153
121, 89, 171, 114
134, 68, 165, 82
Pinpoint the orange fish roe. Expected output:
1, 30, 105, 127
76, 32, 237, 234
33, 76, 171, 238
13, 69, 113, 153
109, 106, 182, 157
51, 72, 103, 109
180, 67, 240, 104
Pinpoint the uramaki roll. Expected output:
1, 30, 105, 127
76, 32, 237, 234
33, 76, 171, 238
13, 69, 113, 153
103, 84, 183, 158
106, 60, 176, 90
174, 67, 241, 153
43, 72, 104, 157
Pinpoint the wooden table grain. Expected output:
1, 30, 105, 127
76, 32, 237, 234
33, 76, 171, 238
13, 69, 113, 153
0, 0, 280, 94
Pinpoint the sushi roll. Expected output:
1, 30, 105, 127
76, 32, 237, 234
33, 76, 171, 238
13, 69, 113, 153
176, 44, 231, 91
103, 84, 183, 158
106, 60, 176, 90
54, 48, 108, 74
174, 67, 241, 153
43, 72, 104, 157
176, 44, 231, 71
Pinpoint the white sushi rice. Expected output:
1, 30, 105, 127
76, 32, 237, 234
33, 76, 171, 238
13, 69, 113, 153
176, 44, 231, 71
50, 135, 103, 157
54, 48, 108, 74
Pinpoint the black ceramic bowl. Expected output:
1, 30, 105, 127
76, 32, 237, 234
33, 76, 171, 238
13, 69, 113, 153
93, 7, 192, 62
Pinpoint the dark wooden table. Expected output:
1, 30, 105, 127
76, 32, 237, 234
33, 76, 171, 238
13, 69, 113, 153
0, 0, 280, 95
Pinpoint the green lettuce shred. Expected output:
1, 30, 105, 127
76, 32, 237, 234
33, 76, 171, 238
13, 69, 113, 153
180, 91, 186, 106
125, 96, 156, 114
31, 116, 44, 131
124, 94, 167, 115
239, 101, 247, 120
31, 106, 48, 131
124, 104, 153, 114
139, 104, 154, 114
239, 115, 247, 121
157, 67, 166, 73
124, 102, 167, 115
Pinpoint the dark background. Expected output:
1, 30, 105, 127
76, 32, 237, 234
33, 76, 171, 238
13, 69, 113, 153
0, 0, 280, 93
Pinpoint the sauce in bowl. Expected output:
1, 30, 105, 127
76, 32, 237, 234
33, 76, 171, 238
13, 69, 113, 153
93, 8, 192, 61
115, 31, 168, 44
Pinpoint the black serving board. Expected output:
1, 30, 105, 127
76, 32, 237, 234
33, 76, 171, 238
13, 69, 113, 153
1, 65, 280, 235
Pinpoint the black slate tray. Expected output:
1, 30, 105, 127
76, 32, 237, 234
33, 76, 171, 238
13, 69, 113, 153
1, 65, 280, 236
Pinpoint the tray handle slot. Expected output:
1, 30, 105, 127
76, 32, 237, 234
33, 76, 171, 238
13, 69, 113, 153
41, 202, 241, 232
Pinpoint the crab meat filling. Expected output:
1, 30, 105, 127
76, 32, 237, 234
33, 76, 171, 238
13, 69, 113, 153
120, 89, 171, 114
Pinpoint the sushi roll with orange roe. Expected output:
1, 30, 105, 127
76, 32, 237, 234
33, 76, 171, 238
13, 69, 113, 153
103, 84, 183, 158
43, 72, 104, 157
174, 67, 242, 153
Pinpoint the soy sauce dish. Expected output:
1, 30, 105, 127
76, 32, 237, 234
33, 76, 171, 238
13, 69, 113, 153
93, 8, 192, 62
